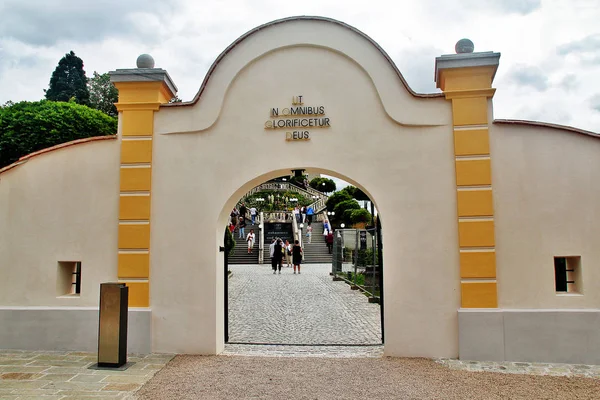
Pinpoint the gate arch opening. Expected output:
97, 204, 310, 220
218, 168, 384, 348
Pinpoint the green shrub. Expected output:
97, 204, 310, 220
0, 100, 117, 168
224, 226, 236, 256
350, 209, 371, 224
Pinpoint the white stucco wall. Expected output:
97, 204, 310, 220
0, 138, 120, 306
491, 123, 600, 308
151, 25, 460, 357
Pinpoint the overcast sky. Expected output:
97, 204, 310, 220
0, 0, 599, 132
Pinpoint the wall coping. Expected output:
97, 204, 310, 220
494, 119, 600, 140
0, 135, 117, 176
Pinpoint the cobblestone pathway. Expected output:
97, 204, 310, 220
227, 264, 382, 345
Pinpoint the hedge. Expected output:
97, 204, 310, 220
0, 100, 117, 168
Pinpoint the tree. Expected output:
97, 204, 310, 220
325, 191, 352, 212
88, 72, 118, 117
341, 185, 369, 202
0, 100, 117, 168
45, 51, 90, 105
333, 199, 361, 225
309, 177, 336, 193
169, 95, 183, 103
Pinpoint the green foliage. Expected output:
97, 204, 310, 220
0, 100, 117, 168
341, 185, 370, 201
358, 248, 378, 266
350, 208, 371, 224
45, 51, 90, 105
88, 72, 118, 117
224, 226, 236, 257
309, 177, 336, 193
333, 199, 361, 225
325, 191, 352, 212
169, 95, 183, 103
242, 190, 311, 212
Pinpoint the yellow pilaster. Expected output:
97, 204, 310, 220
110, 62, 177, 307
436, 48, 500, 308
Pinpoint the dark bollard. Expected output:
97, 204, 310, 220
94, 283, 129, 369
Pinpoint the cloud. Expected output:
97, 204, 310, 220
506, 65, 548, 91
393, 46, 444, 94
487, 0, 541, 14
517, 103, 572, 125
464, 0, 541, 15
557, 34, 600, 64
559, 74, 578, 92
590, 94, 600, 113
0, 0, 169, 46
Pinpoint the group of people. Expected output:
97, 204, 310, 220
293, 205, 314, 224
229, 203, 258, 242
269, 238, 303, 274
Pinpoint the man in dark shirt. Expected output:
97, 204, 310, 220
273, 239, 283, 274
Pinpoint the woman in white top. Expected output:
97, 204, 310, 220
246, 229, 255, 253
284, 240, 292, 267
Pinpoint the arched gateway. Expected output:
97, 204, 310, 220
1, 17, 600, 364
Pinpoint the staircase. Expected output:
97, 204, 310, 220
228, 222, 260, 264
302, 222, 332, 264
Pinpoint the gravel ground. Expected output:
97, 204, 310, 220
135, 355, 600, 399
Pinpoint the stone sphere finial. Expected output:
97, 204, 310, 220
136, 54, 155, 69
455, 39, 474, 54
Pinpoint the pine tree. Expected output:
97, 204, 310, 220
45, 51, 90, 105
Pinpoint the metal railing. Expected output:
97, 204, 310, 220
243, 182, 327, 201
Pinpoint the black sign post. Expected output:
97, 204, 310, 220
359, 230, 367, 250
264, 222, 293, 243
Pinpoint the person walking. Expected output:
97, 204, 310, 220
293, 206, 301, 223
239, 203, 247, 221
306, 224, 313, 244
250, 206, 257, 224
284, 239, 292, 268
292, 240, 303, 274
301, 206, 306, 223
273, 239, 283, 274
306, 206, 314, 224
269, 238, 276, 273
326, 231, 334, 254
246, 229, 255, 254
238, 216, 246, 239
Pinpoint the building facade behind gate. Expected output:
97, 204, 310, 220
1, 17, 599, 364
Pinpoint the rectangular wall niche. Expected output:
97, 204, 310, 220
56, 261, 82, 297
554, 256, 582, 294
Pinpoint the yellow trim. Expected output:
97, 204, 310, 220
461, 282, 498, 308
124, 282, 150, 307
458, 220, 495, 247
455, 159, 492, 186
119, 195, 151, 220
454, 128, 490, 156
444, 88, 496, 99
120, 167, 152, 192
114, 82, 165, 103
121, 139, 152, 163
439, 66, 497, 91
118, 253, 149, 278
451, 97, 488, 126
460, 251, 496, 278
116, 103, 161, 111
457, 189, 494, 217
118, 223, 151, 249
122, 111, 154, 136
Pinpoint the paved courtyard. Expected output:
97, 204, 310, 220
227, 263, 382, 345
0, 350, 173, 399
